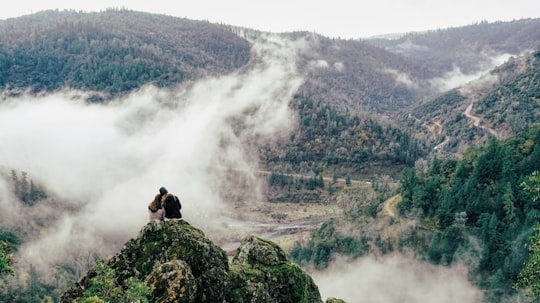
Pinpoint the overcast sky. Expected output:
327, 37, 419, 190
1, 0, 539, 38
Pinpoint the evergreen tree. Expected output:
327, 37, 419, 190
0, 242, 14, 276
516, 171, 540, 300
427, 234, 441, 263
502, 182, 517, 226
24, 264, 45, 303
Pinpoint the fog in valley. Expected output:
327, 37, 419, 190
312, 254, 483, 303
0, 34, 303, 276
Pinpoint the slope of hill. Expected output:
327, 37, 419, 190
0, 9, 251, 96
400, 49, 540, 155
1, 10, 538, 117
289, 32, 436, 114
292, 124, 540, 302
261, 94, 428, 177
368, 19, 540, 76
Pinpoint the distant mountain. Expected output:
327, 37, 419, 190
1, 10, 538, 117
367, 19, 540, 76
289, 32, 436, 114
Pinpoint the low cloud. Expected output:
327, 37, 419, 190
0, 34, 305, 279
430, 66, 488, 92
430, 52, 514, 92
312, 254, 483, 303
309, 59, 330, 69
383, 68, 418, 89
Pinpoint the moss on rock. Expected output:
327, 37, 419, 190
233, 235, 289, 266
146, 260, 197, 303
62, 221, 324, 303
228, 235, 323, 303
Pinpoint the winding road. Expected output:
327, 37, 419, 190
464, 103, 499, 137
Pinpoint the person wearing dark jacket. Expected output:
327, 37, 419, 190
163, 190, 182, 221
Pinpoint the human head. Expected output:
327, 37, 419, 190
159, 187, 168, 195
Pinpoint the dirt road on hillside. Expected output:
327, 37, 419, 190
383, 194, 401, 218
464, 103, 498, 137
258, 170, 370, 186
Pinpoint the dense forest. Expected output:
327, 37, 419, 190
262, 94, 427, 177
398, 126, 540, 301
291, 125, 540, 302
0, 9, 251, 97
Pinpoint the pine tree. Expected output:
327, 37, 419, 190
0, 242, 14, 276
516, 171, 540, 300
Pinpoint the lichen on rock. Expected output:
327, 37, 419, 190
233, 235, 289, 266
146, 259, 197, 303
228, 235, 323, 303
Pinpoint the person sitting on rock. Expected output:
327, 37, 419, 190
162, 188, 182, 221
147, 186, 167, 221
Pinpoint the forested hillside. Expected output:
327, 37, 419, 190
0, 9, 251, 97
475, 51, 540, 133
401, 49, 540, 155
291, 33, 435, 114
0, 9, 430, 114
1, 10, 537, 116
261, 94, 428, 177
368, 18, 540, 75
292, 125, 540, 302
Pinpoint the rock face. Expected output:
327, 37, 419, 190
227, 235, 323, 303
61, 220, 323, 303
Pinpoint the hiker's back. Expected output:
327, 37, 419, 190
163, 193, 182, 220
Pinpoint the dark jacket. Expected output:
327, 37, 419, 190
163, 193, 182, 219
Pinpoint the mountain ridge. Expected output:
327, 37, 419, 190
3, 9, 538, 116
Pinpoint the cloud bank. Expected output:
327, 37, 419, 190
312, 254, 484, 303
0, 34, 305, 279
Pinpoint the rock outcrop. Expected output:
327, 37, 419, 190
61, 220, 324, 303
227, 235, 322, 302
